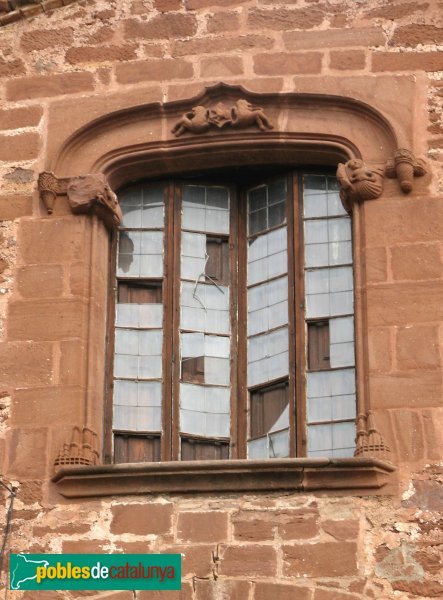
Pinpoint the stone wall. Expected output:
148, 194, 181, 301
0, 0, 443, 599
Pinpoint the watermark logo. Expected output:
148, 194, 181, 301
10, 553, 181, 591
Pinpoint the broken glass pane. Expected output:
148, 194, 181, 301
269, 429, 290, 458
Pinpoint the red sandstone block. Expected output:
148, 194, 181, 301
6, 72, 95, 101
396, 324, 440, 370
248, 7, 324, 30
365, 247, 387, 283
314, 589, 360, 600
367, 282, 443, 326
390, 243, 442, 281
20, 28, 74, 51
368, 327, 393, 373
17, 265, 64, 299
187, 0, 249, 8
177, 511, 228, 543
370, 372, 442, 410
321, 520, 359, 541
62, 540, 106, 554
153, 0, 182, 11
7, 428, 48, 479
255, 582, 311, 600
329, 50, 366, 70
206, 11, 240, 33
200, 56, 243, 77
8, 299, 86, 342
0, 57, 25, 78
115, 59, 193, 84
283, 542, 358, 577
11, 387, 84, 427
0, 194, 33, 220
284, 27, 385, 50
195, 579, 250, 600
219, 545, 277, 576
161, 544, 214, 577
372, 52, 443, 72
124, 14, 197, 39
0, 342, 53, 386
391, 24, 443, 47
254, 52, 322, 75
172, 34, 274, 57
19, 219, 86, 264
0, 106, 42, 131
364, 1, 429, 20
66, 45, 137, 64
110, 503, 173, 535
0, 133, 41, 162
138, 584, 192, 600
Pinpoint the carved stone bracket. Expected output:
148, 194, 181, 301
38, 171, 122, 229
354, 411, 392, 462
54, 426, 100, 472
336, 158, 384, 212
385, 148, 427, 193
171, 98, 273, 137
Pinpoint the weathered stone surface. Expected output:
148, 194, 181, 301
219, 545, 277, 576
321, 520, 359, 541
0, 342, 53, 386
194, 580, 250, 600
0, 194, 33, 220
0, 132, 41, 161
177, 511, 228, 542
12, 387, 83, 427
111, 503, 173, 535
396, 324, 440, 370
248, 7, 324, 30
7, 428, 48, 478
391, 244, 442, 281
124, 14, 197, 39
284, 27, 385, 49
0, 106, 42, 131
330, 50, 366, 70
172, 34, 274, 57
254, 51, 322, 74
8, 299, 86, 341
373, 52, 443, 72
391, 24, 443, 47
283, 543, 358, 577
16, 265, 64, 299
255, 583, 311, 600
7, 72, 95, 100
21, 27, 74, 51
200, 55, 243, 77
406, 479, 443, 512
66, 45, 137, 64
115, 59, 193, 84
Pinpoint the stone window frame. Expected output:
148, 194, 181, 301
42, 83, 414, 497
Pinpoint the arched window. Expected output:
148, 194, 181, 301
110, 168, 356, 463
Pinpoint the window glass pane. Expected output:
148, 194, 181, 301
141, 206, 164, 228
269, 428, 290, 458
249, 209, 267, 236
268, 202, 285, 229
207, 186, 229, 209
268, 178, 287, 205
248, 185, 267, 211
247, 436, 268, 459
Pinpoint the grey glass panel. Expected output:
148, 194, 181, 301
248, 227, 287, 263
139, 330, 163, 355
116, 304, 163, 329
180, 409, 206, 436
205, 357, 230, 385
182, 207, 206, 232
205, 334, 230, 358
249, 209, 267, 236
121, 205, 142, 228
329, 316, 354, 344
268, 179, 287, 204
327, 192, 347, 216
331, 447, 355, 458
181, 307, 230, 334
141, 206, 164, 228
113, 404, 161, 431
181, 332, 205, 358
329, 291, 354, 316
204, 209, 230, 235
307, 393, 356, 423
268, 202, 285, 229
248, 185, 267, 211
138, 356, 162, 379
179, 384, 230, 437
181, 256, 207, 280
180, 383, 205, 412
114, 380, 162, 409
247, 351, 289, 387
330, 341, 355, 368
138, 256, 163, 278
307, 368, 355, 399
205, 412, 230, 437
332, 421, 356, 450
248, 327, 288, 363
140, 231, 163, 254
304, 175, 327, 191
307, 423, 333, 452
114, 354, 138, 379
182, 185, 206, 206
268, 300, 288, 330
269, 429, 290, 458
142, 183, 164, 206
248, 251, 288, 286
248, 277, 288, 312
207, 186, 229, 209
181, 231, 206, 258
115, 329, 139, 356
247, 436, 268, 459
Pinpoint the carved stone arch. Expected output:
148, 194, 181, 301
50, 82, 398, 186
45, 84, 410, 469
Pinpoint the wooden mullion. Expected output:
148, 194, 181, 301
293, 171, 307, 457
171, 183, 182, 461
286, 173, 297, 458
229, 184, 239, 459
236, 185, 248, 459
162, 181, 175, 461
103, 228, 118, 464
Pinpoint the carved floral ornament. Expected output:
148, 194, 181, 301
336, 149, 428, 209
171, 98, 273, 137
38, 172, 122, 229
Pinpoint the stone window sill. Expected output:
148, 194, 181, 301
52, 457, 396, 498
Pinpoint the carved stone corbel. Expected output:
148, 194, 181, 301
354, 411, 392, 462
336, 159, 384, 212
38, 171, 122, 229
385, 148, 427, 193
54, 426, 100, 471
